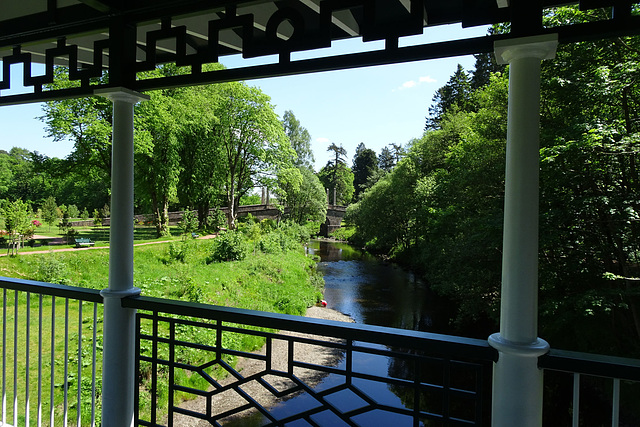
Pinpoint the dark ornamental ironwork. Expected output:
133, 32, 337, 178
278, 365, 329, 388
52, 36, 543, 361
1, 0, 639, 105
129, 296, 496, 426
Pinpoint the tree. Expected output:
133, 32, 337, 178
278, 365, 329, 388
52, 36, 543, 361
327, 143, 347, 169
282, 110, 314, 168
318, 162, 355, 205
134, 87, 183, 236
2, 199, 33, 255
352, 144, 379, 199
277, 166, 327, 224
174, 64, 226, 226
425, 64, 473, 131
378, 146, 395, 172
41, 196, 61, 231
40, 68, 113, 187
212, 82, 293, 229
321, 142, 351, 204
390, 143, 405, 165
67, 204, 79, 219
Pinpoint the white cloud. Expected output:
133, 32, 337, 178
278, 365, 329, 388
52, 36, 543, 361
396, 75, 436, 91
419, 75, 437, 83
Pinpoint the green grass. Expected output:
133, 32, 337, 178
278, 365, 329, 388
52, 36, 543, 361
7, 226, 183, 254
0, 234, 324, 425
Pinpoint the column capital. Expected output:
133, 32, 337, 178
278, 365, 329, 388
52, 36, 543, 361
94, 87, 150, 104
494, 34, 558, 65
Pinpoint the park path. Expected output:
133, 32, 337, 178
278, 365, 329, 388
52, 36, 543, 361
0, 233, 218, 257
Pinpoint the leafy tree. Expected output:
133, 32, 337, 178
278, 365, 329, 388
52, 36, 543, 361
318, 162, 355, 205
282, 110, 314, 168
134, 86, 183, 236
212, 82, 293, 229
277, 166, 327, 224
40, 68, 112, 187
0, 151, 13, 197
174, 68, 226, 226
425, 64, 474, 131
352, 144, 379, 199
67, 204, 79, 219
41, 196, 61, 231
0, 148, 49, 204
240, 193, 262, 205
80, 207, 90, 221
2, 199, 33, 255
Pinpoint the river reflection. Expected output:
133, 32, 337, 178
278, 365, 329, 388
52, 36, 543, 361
308, 239, 452, 334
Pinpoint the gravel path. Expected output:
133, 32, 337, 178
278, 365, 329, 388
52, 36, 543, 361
173, 306, 354, 426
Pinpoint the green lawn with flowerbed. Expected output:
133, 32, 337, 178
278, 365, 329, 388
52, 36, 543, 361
0, 221, 324, 425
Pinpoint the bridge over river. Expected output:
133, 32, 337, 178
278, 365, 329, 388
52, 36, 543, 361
73, 204, 347, 237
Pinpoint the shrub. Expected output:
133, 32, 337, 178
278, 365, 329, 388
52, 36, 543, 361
179, 208, 199, 234
258, 228, 300, 254
330, 225, 356, 242
36, 256, 70, 285
208, 230, 249, 263
167, 240, 190, 263
205, 209, 227, 231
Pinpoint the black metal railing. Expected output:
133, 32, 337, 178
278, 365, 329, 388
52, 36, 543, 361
124, 296, 498, 427
2, 276, 640, 426
540, 349, 640, 426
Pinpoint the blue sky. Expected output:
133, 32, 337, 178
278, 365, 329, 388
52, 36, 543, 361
0, 23, 488, 171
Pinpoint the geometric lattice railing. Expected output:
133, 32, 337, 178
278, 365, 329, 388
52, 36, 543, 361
125, 296, 497, 427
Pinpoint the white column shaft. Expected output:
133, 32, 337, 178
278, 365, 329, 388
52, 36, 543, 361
97, 88, 148, 427
490, 35, 557, 427
501, 55, 542, 344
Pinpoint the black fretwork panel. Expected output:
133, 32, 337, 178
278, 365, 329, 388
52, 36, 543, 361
133, 309, 494, 426
1, 0, 639, 105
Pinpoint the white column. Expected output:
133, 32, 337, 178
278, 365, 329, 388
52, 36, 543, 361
95, 87, 149, 427
488, 35, 557, 427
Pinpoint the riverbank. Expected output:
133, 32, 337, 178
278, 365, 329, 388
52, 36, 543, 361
174, 306, 354, 426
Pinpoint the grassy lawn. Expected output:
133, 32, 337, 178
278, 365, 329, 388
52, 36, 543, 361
0, 231, 324, 425
5, 226, 184, 254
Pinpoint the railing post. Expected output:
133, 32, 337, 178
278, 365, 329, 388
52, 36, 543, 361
95, 87, 149, 427
488, 35, 557, 427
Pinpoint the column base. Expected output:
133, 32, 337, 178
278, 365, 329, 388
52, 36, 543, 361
488, 333, 549, 427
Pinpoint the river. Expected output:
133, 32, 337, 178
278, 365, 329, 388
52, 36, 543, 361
226, 239, 462, 426
309, 239, 455, 334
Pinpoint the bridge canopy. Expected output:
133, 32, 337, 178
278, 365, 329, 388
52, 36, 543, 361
1, 0, 639, 105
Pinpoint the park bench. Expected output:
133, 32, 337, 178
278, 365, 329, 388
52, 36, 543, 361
74, 238, 95, 248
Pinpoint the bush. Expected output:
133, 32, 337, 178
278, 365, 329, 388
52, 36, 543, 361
207, 230, 249, 263
167, 241, 190, 263
205, 209, 227, 231
330, 225, 355, 242
258, 228, 300, 254
179, 208, 199, 234
36, 256, 70, 285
